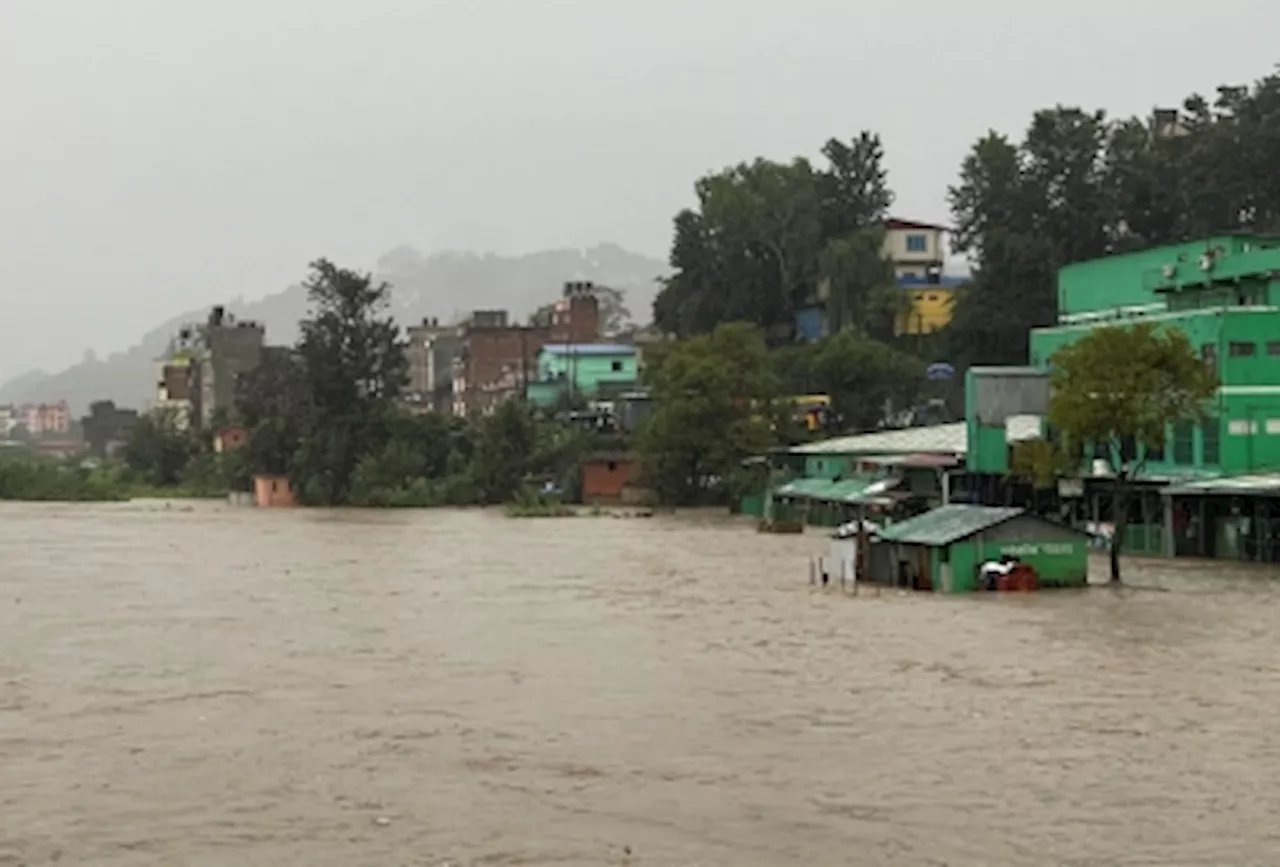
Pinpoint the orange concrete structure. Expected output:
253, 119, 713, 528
253, 474, 296, 508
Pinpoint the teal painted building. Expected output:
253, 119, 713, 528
525, 343, 639, 408
1030, 237, 1280, 479
966, 234, 1280, 561
871, 505, 1090, 593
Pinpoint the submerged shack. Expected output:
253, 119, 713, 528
871, 504, 1089, 593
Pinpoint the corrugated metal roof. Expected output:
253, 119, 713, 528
1165, 473, 1280, 496
792, 416, 1041, 456
875, 504, 1025, 547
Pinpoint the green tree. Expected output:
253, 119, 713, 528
807, 331, 926, 431
638, 322, 779, 504
947, 112, 1108, 368
653, 135, 893, 340
818, 225, 902, 339
348, 409, 455, 506
817, 132, 894, 237
292, 259, 408, 504
121, 408, 196, 486
1045, 323, 1217, 583
468, 399, 538, 504
236, 347, 309, 477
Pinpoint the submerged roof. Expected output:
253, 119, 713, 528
875, 504, 1025, 546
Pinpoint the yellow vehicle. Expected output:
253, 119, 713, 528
791, 394, 831, 432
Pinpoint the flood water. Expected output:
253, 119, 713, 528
3, 502, 1280, 865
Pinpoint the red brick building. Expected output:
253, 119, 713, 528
580, 453, 644, 505
452, 284, 600, 416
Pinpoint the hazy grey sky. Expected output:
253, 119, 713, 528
3, 0, 1277, 378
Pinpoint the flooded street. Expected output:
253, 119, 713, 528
4, 502, 1280, 866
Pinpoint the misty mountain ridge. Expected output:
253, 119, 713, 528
0, 244, 668, 415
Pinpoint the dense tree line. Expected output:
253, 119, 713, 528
950, 69, 1280, 366
651, 67, 1280, 373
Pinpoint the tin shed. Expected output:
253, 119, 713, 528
873, 504, 1089, 593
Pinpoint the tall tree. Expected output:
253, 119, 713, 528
818, 225, 901, 339
818, 132, 894, 237
638, 322, 779, 504
807, 331, 926, 431
121, 408, 196, 487
292, 260, 408, 504
947, 132, 1053, 366
653, 132, 893, 340
236, 347, 309, 477
1045, 324, 1216, 583
468, 399, 538, 504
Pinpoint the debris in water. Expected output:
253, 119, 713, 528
374, 816, 391, 827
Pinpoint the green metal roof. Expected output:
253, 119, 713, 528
875, 504, 1024, 547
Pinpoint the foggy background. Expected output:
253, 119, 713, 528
3, 0, 1277, 384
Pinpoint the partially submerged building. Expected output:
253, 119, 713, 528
761, 416, 1042, 526
870, 504, 1089, 593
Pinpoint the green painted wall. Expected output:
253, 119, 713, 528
1030, 308, 1280, 475
1056, 235, 1280, 317
804, 455, 853, 479
526, 349, 639, 408
943, 536, 1087, 593
943, 540, 981, 593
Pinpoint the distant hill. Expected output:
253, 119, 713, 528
0, 244, 667, 415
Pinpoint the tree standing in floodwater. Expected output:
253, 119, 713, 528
1039, 323, 1217, 583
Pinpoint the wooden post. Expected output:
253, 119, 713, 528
855, 503, 869, 585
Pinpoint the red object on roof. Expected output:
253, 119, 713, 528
884, 217, 950, 232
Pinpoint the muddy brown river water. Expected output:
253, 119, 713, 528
3, 502, 1280, 866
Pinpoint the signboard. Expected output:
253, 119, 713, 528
1000, 542, 1074, 557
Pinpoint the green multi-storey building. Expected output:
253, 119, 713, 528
967, 234, 1280, 562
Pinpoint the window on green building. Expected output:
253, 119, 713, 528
1229, 341, 1257, 357
1172, 422, 1194, 465
1268, 341, 1280, 356
1202, 417, 1221, 465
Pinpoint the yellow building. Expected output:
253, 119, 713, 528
883, 218, 965, 335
